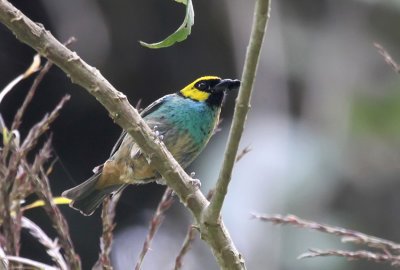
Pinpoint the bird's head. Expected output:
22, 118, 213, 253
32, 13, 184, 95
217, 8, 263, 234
179, 76, 241, 107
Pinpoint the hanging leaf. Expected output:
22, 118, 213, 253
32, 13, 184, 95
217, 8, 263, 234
140, 0, 194, 49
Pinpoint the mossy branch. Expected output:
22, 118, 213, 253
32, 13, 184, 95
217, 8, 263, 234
0, 0, 256, 268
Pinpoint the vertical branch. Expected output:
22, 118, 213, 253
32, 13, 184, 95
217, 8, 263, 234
204, 0, 271, 223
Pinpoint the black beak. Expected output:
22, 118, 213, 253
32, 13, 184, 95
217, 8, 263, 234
214, 79, 241, 92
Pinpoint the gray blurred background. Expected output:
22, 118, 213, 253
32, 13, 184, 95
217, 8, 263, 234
1, 0, 400, 269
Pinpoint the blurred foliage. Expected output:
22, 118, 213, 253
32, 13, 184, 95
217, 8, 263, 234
355, 0, 400, 9
351, 80, 400, 137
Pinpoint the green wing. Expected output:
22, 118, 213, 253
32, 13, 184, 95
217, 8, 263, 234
109, 94, 173, 157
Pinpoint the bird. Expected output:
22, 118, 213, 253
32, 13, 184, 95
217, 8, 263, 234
62, 76, 240, 215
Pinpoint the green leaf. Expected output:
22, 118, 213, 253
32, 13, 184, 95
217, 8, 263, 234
140, 0, 194, 49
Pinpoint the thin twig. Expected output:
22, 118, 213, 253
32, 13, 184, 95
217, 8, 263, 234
251, 213, 400, 252
174, 190, 213, 270
374, 43, 400, 74
11, 59, 51, 130
213, 118, 223, 135
1, 94, 71, 189
299, 248, 400, 266
12, 37, 76, 131
135, 187, 174, 270
20, 95, 70, 153
0, 39, 40, 239
235, 146, 252, 163
93, 192, 122, 270
205, 0, 271, 223
0, 54, 42, 258
0, 44, 74, 269
174, 226, 197, 270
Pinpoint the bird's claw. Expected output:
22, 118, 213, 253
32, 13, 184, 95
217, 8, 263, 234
153, 125, 164, 141
189, 178, 201, 189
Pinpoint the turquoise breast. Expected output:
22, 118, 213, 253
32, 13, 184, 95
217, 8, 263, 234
143, 94, 219, 167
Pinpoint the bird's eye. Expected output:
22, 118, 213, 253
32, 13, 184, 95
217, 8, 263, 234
197, 82, 208, 90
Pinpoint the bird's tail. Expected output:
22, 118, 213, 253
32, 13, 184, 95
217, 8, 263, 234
62, 171, 124, 216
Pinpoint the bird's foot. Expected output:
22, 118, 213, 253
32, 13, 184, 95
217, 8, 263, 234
189, 172, 201, 188
153, 125, 164, 142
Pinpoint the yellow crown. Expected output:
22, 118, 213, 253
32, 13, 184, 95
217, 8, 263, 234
180, 76, 221, 101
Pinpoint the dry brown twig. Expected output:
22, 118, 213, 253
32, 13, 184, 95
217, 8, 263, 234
253, 213, 400, 266
93, 98, 144, 270
28, 136, 81, 269
0, 54, 42, 258
0, 39, 79, 268
0, 56, 73, 268
299, 249, 400, 266
0, 34, 78, 269
11, 37, 76, 131
174, 225, 197, 270
1, 99, 78, 268
135, 187, 175, 270
174, 190, 214, 270
92, 192, 122, 270
374, 43, 400, 74
252, 213, 400, 251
